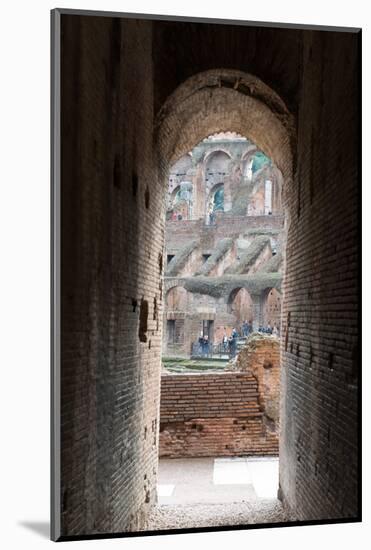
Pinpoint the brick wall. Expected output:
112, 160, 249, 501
159, 372, 279, 458
234, 335, 281, 424
166, 215, 284, 252
60, 15, 162, 537
279, 31, 359, 521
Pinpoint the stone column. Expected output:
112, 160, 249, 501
250, 293, 263, 331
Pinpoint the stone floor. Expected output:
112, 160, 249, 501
147, 457, 288, 531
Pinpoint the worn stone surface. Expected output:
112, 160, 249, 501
159, 371, 279, 458
146, 500, 289, 531
160, 336, 280, 458
231, 334, 280, 423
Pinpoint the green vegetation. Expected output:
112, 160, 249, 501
225, 235, 270, 274
194, 238, 233, 276
165, 240, 198, 276
162, 357, 228, 373
183, 272, 282, 297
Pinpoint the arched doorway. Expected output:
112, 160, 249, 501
263, 288, 282, 328
57, 17, 359, 538
165, 285, 188, 311
227, 287, 254, 329
155, 68, 293, 517
164, 286, 188, 354
206, 182, 224, 224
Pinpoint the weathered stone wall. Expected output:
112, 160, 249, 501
166, 215, 284, 252
60, 15, 162, 537
279, 31, 359, 521
159, 372, 279, 458
163, 204, 284, 356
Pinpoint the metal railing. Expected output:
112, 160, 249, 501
191, 341, 238, 359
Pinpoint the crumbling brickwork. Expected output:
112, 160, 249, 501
233, 335, 281, 424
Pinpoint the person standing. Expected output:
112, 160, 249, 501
198, 332, 204, 355
204, 334, 209, 357
222, 331, 228, 352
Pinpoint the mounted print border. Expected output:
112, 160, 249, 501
51, 8, 362, 542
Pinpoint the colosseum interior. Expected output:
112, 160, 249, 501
163, 132, 284, 357
53, 9, 360, 541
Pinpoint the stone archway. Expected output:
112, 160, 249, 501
227, 287, 254, 328
57, 19, 359, 538
155, 69, 293, 516
155, 69, 294, 183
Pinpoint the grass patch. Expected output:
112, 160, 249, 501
162, 357, 229, 373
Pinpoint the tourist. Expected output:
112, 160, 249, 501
203, 334, 210, 357
198, 332, 204, 355
229, 334, 237, 357
222, 331, 228, 352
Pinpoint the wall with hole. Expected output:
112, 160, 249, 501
160, 370, 279, 458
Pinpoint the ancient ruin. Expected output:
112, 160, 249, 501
160, 334, 280, 458
163, 133, 283, 357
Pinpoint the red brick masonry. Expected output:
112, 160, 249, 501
159, 372, 278, 458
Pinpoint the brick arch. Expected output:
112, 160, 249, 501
155, 68, 295, 184
227, 286, 251, 306
241, 145, 259, 162
261, 287, 282, 326
227, 287, 255, 325
206, 181, 224, 208
202, 147, 233, 165
164, 278, 188, 294
165, 285, 188, 310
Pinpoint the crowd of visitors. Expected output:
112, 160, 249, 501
195, 320, 280, 358
197, 334, 211, 356
257, 322, 280, 336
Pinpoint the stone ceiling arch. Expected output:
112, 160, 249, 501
155, 68, 295, 184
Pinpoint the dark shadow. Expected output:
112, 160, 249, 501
18, 521, 49, 539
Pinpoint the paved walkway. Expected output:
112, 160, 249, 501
157, 456, 279, 505
147, 457, 286, 531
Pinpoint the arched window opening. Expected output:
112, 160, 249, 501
206, 183, 224, 224
263, 288, 282, 329
165, 286, 188, 311
228, 287, 254, 329
251, 151, 271, 174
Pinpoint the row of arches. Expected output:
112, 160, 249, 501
166, 141, 281, 222
165, 285, 282, 328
